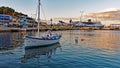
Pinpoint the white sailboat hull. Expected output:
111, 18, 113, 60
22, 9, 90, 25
24, 35, 61, 47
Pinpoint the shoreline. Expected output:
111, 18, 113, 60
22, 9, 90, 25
0, 28, 120, 32
0, 27, 119, 50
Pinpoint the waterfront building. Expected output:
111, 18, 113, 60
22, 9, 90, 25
10, 15, 36, 28
0, 14, 12, 23
0, 14, 12, 26
110, 24, 120, 29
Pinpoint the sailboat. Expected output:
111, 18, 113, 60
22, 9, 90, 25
24, 0, 61, 48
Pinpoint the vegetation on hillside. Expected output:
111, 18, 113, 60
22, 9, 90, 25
0, 6, 27, 17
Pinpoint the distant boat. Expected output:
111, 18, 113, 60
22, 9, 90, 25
24, 0, 61, 47
74, 19, 104, 28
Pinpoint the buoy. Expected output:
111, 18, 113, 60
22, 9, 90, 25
81, 39, 84, 41
21, 32, 26, 36
75, 37, 78, 44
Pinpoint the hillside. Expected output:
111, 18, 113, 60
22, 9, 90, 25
0, 6, 28, 17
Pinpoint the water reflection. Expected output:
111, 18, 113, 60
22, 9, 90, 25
1, 30, 120, 68
0, 33, 12, 49
60, 30, 120, 54
64, 30, 120, 55
21, 42, 62, 63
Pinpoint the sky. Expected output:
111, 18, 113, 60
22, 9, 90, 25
0, 0, 120, 19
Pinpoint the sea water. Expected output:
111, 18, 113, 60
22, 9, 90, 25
0, 30, 120, 68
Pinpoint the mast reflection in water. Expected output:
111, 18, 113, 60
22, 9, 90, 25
21, 42, 62, 63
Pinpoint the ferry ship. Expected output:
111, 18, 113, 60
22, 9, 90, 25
74, 19, 104, 29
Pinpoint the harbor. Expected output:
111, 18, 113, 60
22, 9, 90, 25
1, 0, 120, 68
0, 30, 120, 68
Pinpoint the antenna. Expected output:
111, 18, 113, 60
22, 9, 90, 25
80, 11, 83, 22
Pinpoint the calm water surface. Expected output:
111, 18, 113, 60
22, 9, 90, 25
0, 30, 120, 68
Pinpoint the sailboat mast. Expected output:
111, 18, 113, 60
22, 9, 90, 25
37, 0, 40, 36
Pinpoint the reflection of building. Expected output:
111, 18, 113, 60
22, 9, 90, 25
91, 32, 120, 55
0, 33, 12, 48
0, 23, 2, 28
79, 31, 119, 52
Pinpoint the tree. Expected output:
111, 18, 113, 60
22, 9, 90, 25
0, 6, 15, 16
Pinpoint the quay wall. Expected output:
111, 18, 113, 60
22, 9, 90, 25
0, 25, 120, 32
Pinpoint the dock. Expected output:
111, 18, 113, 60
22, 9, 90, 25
0, 26, 120, 32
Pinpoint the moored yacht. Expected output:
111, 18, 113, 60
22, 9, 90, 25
74, 19, 104, 28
